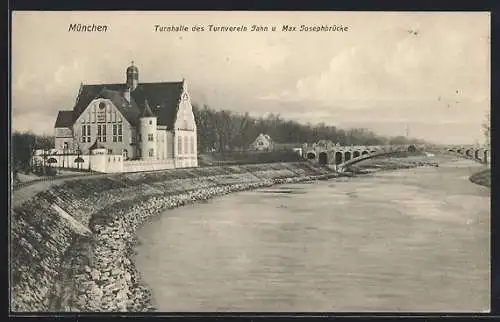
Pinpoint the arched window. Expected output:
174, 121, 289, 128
122, 149, 128, 160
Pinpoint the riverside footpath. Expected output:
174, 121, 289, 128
11, 162, 339, 312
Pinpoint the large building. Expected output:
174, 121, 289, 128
53, 62, 198, 168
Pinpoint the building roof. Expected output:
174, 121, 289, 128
130, 82, 184, 129
54, 110, 73, 128
141, 99, 154, 118
72, 81, 184, 129
254, 133, 272, 142
95, 88, 142, 126
127, 64, 139, 74
89, 139, 106, 150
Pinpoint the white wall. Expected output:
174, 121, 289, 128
174, 156, 198, 168
32, 154, 91, 170
166, 132, 174, 158
156, 129, 168, 160
123, 159, 175, 172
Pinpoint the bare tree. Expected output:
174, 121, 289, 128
483, 112, 490, 147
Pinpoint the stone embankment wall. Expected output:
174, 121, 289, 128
10, 162, 336, 312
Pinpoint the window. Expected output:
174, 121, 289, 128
97, 124, 106, 142
82, 125, 91, 143
107, 149, 113, 154
113, 124, 122, 142
122, 149, 128, 160
190, 136, 194, 154
149, 120, 152, 125
118, 124, 122, 142
148, 133, 154, 142
149, 149, 154, 157
184, 136, 188, 155
178, 136, 182, 154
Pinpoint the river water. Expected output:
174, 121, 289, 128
135, 159, 490, 312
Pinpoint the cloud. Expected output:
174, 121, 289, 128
10, 11, 490, 145
260, 23, 489, 107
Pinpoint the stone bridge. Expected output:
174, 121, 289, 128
302, 142, 490, 170
442, 145, 491, 164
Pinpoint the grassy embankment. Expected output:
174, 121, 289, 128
10, 162, 336, 312
469, 169, 491, 188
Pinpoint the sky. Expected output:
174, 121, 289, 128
11, 11, 490, 145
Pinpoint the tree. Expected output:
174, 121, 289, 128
483, 112, 490, 147
192, 103, 432, 153
11, 131, 55, 173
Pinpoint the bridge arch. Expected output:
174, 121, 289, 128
457, 149, 463, 154
318, 152, 328, 165
466, 149, 472, 157
475, 150, 480, 160
344, 151, 352, 162
408, 145, 417, 153
306, 152, 316, 160
335, 152, 343, 164
371, 150, 377, 153
353, 151, 361, 158
362, 150, 369, 156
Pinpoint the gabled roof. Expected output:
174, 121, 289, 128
72, 81, 184, 129
94, 88, 141, 126
54, 110, 73, 128
255, 133, 272, 142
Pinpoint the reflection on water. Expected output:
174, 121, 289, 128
135, 160, 490, 312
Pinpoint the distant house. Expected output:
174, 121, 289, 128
250, 133, 274, 151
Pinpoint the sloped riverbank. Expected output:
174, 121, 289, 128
469, 168, 491, 188
10, 162, 337, 312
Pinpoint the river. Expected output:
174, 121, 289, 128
134, 158, 490, 312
